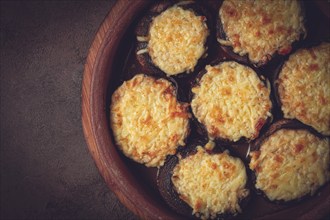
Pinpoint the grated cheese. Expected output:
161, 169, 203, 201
172, 146, 249, 219
219, 0, 306, 64
110, 74, 190, 167
147, 5, 209, 75
250, 129, 330, 201
191, 61, 272, 141
278, 43, 330, 135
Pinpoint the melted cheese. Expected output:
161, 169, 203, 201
278, 43, 330, 135
147, 5, 209, 75
219, 0, 306, 64
172, 146, 249, 219
110, 74, 190, 167
191, 61, 272, 141
250, 129, 330, 201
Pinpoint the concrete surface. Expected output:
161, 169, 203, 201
0, 1, 137, 219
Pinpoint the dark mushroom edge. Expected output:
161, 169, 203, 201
189, 59, 275, 145
109, 73, 192, 167
216, 0, 307, 67
135, 0, 213, 77
272, 41, 330, 137
157, 139, 252, 219
248, 119, 329, 205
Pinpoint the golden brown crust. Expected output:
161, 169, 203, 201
218, 0, 306, 65
158, 141, 250, 219
172, 146, 249, 218
277, 43, 330, 136
110, 74, 190, 167
135, 2, 210, 76
191, 61, 272, 142
250, 125, 329, 202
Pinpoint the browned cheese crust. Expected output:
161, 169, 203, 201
137, 3, 209, 75
250, 129, 329, 201
172, 145, 249, 219
110, 74, 190, 167
191, 61, 272, 141
218, 0, 306, 65
278, 43, 330, 136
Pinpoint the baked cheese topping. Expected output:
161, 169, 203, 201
219, 0, 306, 64
250, 129, 330, 201
191, 61, 272, 141
110, 74, 190, 167
147, 5, 209, 75
172, 146, 249, 219
278, 43, 330, 135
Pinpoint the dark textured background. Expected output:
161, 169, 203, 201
0, 1, 137, 219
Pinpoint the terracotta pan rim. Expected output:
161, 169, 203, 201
82, 1, 330, 219
81, 1, 175, 219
